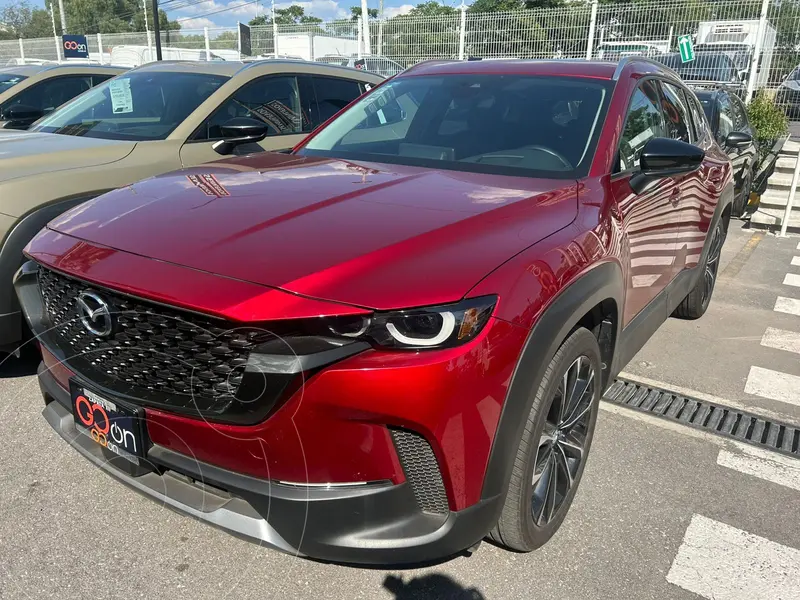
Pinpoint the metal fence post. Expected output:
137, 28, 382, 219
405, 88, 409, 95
204, 27, 211, 61
237, 21, 241, 58
780, 149, 800, 236
586, 0, 599, 60
378, 19, 383, 56
361, 0, 371, 55
458, 2, 467, 61
357, 17, 363, 59
97, 33, 103, 63
272, 8, 279, 57
18, 38, 24, 61
746, 0, 771, 103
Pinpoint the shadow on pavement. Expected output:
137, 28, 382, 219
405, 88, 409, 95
0, 350, 39, 378
383, 574, 485, 599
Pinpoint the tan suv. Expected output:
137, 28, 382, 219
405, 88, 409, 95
0, 59, 382, 353
0, 64, 126, 129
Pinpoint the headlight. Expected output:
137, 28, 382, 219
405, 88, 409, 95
324, 296, 496, 349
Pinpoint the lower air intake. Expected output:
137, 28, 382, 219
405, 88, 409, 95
390, 428, 450, 515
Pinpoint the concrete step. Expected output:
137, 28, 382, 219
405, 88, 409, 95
758, 191, 800, 211
765, 172, 800, 189
781, 139, 800, 156
775, 156, 800, 173
749, 206, 800, 232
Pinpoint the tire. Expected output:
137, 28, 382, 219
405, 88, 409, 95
488, 327, 602, 552
672, 216, 726, 320
732, 172, 752, 218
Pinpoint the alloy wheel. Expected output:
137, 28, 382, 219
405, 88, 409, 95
702, 223, 724, 305
531, 355, 595, 526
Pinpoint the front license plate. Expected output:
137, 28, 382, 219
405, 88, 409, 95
70, 380, 146, 465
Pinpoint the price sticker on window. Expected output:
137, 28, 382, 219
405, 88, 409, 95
109, 79, 133, 114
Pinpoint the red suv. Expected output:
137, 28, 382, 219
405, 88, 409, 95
16, 58, 732, 564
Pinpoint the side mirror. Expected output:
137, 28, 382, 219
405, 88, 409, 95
725, 131, 752, 149
212, 117, 270, 155
2, 104, 44, 129
630, 137, 705, 194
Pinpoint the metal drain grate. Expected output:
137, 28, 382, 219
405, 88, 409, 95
604, 379, 800, 459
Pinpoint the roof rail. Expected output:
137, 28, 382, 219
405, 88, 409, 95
612, 55, 678, 81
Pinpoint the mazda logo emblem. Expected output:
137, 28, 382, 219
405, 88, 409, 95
76, 291, 113, 337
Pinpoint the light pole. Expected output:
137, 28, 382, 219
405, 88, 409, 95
151, 0, 162, 60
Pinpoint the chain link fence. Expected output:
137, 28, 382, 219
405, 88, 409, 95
1, 0, 799, 112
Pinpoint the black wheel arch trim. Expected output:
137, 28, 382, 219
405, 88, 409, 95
0, 192, 111, 318
480, 260, 623, 503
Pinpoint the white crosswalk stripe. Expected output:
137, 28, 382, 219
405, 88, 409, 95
744, 366, 800, 407
793, 256, 800, 267
667, 515, 800, 600
774, 296, 800, 317
717, 441, 800, 493
785, 273, 800, 288
761, 327, 800, 355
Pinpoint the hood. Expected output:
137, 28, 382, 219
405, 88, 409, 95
0, 130, 135, 183
47, 153, 578, 310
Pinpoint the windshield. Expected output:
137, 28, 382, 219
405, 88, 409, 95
31, 71, 228, 140
655, 53, 737, 82
695, 43, 751, 70
299, 75, 610, 178
0, 73, 27, 94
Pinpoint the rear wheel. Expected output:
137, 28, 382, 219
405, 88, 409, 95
489, 327, 602, 552
672, 216, 726, 320
732, 173, 752, 218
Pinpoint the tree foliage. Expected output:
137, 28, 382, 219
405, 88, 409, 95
0, 0, 179, 37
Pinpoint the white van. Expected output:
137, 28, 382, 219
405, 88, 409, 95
109, 46, 227, 68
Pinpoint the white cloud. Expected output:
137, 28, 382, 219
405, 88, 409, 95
174, 0, 347, 21
383, 4, 414, 18
274, 1, 348, 20
178, 17, 220, 29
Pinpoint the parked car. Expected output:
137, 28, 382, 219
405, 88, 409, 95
776, 64, 800, 118
0, 59, 381, 355
693, 86, 757, 217
0, 64, 125, 129
16, 57, 732, 565
315, 55, 405, 77
655, 52, 744, 91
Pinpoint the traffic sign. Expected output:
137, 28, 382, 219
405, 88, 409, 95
678, 35, 695, 63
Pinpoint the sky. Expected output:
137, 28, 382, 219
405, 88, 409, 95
21, 1, 434, 31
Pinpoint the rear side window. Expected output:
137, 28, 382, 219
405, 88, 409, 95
688, 93, 711, 142
195, 75, 312, 140
729, 94, 747, 130
617, 80, 666, 172
717, 94, 734, 142
1, 75, 92, 114
311, 76, 363, 126
660, 81, 692, 143
92, 74, 115, 86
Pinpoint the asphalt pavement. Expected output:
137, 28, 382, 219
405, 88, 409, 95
1, 224, 799, 600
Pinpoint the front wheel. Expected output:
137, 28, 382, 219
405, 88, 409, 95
489, 327, 602, 552
732, 172, 752, 218
672, 217, 726, 319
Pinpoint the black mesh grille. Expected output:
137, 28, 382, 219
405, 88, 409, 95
390, 428, 449, 515
38, 267, 271, 415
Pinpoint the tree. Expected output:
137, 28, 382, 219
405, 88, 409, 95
350, 6, 379, 20
248, 6, 321, 26
407, 2, 458, 16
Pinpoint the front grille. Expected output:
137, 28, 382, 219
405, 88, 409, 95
390, 428, 450, 515
38, 267, 272, 417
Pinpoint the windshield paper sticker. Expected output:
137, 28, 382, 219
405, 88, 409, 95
110, 79, 133, 114
187, 173, 230, 198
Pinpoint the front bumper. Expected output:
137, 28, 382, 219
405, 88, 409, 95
38, 365, 500, 564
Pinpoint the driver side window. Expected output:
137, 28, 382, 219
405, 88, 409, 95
194, 75, 310, 141
616, 80, 666, 173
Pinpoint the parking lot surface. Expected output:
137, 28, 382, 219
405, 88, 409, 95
1, 225, 799, 600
